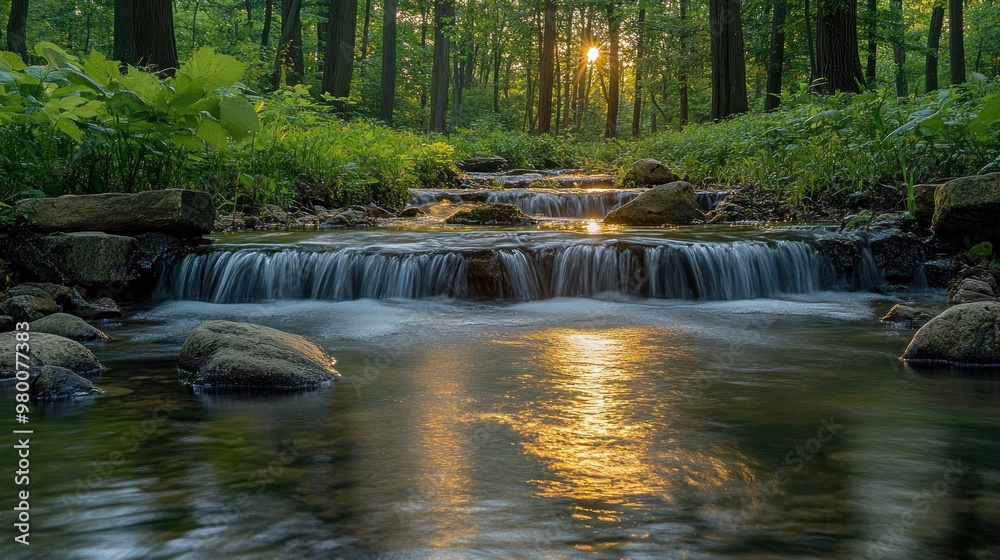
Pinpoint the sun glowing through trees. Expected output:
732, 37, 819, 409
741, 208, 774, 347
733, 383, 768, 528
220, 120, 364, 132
587, 47, 600, 64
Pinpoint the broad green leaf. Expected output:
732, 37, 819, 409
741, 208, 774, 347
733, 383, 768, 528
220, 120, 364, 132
118, 68, 163, 104
218, 97, 259, 138
34, 42, 77, 70
196, 118, 228, 150
82, 50, 121, 89
178, 48, 245, 92
0, 51, 26, 71
968, 95, 1000, 134
55, 118, 83, 141
106, 91, 148, 119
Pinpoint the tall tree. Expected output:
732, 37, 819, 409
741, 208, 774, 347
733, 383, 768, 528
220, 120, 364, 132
631, 8, 645, 138
113, 0, 138, 66
865, 0, 876, 83
430, 0, 454, 132
380, 0, 398, 123
678, 0, 689, 128
891, 0, 906, 96
6, 0, 28, 62
121, 0, 180, 75
273, 0, 303, 86
537, 0, 557, 134
949, 0, 965, 84
322, 0, 358, 103
604, 1, 620, 138
709, 0, 748, 119
816, 0, 864, 93
261, 0, 274, 47
925, 3, 944, 92
804, 0, 817, 84
764, 0, 787, 111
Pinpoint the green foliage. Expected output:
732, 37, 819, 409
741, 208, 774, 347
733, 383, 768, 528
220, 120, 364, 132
450, 115, 578, 169
966, 242, 994, 264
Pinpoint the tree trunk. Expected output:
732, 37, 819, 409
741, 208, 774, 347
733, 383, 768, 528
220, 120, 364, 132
709, 0, 748, 119
430, 0, 453, 133
360, 0, 373, 60
322, 0, 358, 106
949, 0, 964, 84
764, 0, 787, 111
6, 0, 28, 62
114, 0, 138, 66
452, 53, 462, 129
631, 8, 645, 137
925, 4, 943, 92
380, 0, 398, 123
804, 0, 817, 85
493, 46, 501, 113
261, 0, 274, 47
273, 0, 303, 87
537, 0, 557, 134
679, 0, 689, 129
562, 8, 573, 131
604, 2, 620, 138
891, 0, 906, 96
133, 0, 179, 75
816, 0, 864, 93
865, 0, 876, 83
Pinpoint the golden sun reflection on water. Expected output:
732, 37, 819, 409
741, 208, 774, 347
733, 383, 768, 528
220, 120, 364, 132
497, 327, 750, 505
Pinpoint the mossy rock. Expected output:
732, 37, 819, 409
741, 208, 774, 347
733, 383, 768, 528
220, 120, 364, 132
445, 203, 538, 226
29, 366, 104, 401
966, 241, 994, 263
902, 301, 1000, 367
0, 332, 103, 379
30, 313, 109, 342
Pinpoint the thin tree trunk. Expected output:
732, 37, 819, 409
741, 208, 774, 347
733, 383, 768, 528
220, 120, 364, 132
261, 0, 274, 47
604, 1, 620, 138
84, 3, 93, 52
6, 0, 28, 62
925, 4, 943, 91
273, 0, 303, 87
360, 0, 372, 60
452, 53, 462, 129
380, 0, 398, 123
537, 0, 557, 134
430, 0, 453, 132
562, 8, 574, 130
493, 46, 501, 113
764, 0, 787, 111
891, 0, 906, 96
816, 0, 864, 93
191, 0, 201, 52
865, 0, 876, 84
114, 0, 138, 66
421, 1, 429, 109
709, 0, 748, 119
804, 0, 817, 85
678, 0, 689, 128
949, 0, 965, 84
631, 8, 645, 138
134, 0, 179, 75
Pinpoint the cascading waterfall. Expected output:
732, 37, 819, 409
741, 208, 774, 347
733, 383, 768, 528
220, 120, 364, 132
167, 240, 840, 303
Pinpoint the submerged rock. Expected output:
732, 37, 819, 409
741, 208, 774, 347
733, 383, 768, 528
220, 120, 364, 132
29, 366, 104, 401
17, 189, 215, 237
0, 332, 103, 379
445, 203, 538, 226
178, 321, 340, 391
603, 181, 696, 226
30, 313, 109, 342
902, 301, 1000, 367
932, 173, 1000, 243
399, 207, 428, 218
459, 155, 508, 172
881, 304, 934, 328
622, 158, 676, 187
0, 286, 60, 322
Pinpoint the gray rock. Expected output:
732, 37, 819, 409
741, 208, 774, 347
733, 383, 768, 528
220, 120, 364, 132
0, 332, 103, 379
603, 181, 696, 225
399, 207, 428, 218
622, 159, 676, 187
949, 278, 996, 304
912, 184, 938, 227
263, 204, 289, 223
0, 287, 60, 323
0, 315, 13, 333
29, 366, 104, 401
17, 189, 214, 237
902, 302, 1000, 366
30, 313, 109, 342
459, 155, 508, 172
13, 232, 138, 288
178, 321, 340, 391
870, 232, 928, 284
881, 304, 934, 327
445, 203, 537, 226
922, 259, 961, 288
932, 173, 1000, 243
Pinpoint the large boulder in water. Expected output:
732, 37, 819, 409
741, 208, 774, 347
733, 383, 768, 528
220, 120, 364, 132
446, 203, 538, 226
17, 189, 214, 237
0, 332, 104, 379
30, 313, 109, 342
604, 181, 696, 226
902, 302, 1000, 367
29, 366, 104, 401
0, 285, 60, 323
622, 158, 676, 187
14, 232, 138, 288
178, 321, 340, 391
459, 155, 508, 172
932, 173, 1000, 243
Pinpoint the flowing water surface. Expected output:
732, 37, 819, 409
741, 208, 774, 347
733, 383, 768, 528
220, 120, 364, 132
3, 224, 999, 560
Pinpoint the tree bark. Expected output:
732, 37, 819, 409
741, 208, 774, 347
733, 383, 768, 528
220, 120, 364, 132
949, 0, 964, 84
709, 0, 748, 119
891, 0, 906, 96
679, 0, 689, 128
114, 0, 138, 66
6, 0, 28, 62
537, 0, 557, 134
764, 0, 787, 111
273, 0, 303, 87
865, 0, 876, 83
631, 8, 645, 138
133, 0, 179, 76
380, 0, 398, 123
804, 0, 817, 85
604, 2, 620, 138
430, 0, 453, 133
261, 0, 274, 47
322, 0, 358, 105
925, 4, 943, 92
816, 0, 864, 93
